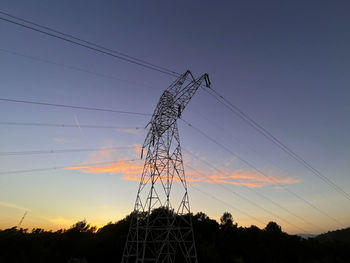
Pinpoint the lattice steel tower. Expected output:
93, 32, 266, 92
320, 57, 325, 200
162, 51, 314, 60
121, 70, 210, 263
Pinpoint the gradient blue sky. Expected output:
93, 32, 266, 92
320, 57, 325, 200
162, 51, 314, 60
1, 0, 349, 234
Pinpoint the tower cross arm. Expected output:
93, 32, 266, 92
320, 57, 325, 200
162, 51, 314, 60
141, 70, 210, 157
171, 70, 211, 119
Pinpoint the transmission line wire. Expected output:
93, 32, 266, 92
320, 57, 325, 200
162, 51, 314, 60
0, 159, 140, 176
0, 121, 145, 130
189, 109, 325, 231
0, 10, 179, 76
3, 14, 345, 202
184, 149, 323, 233
0, 98, 150, 116
3, 10, 347, 201
181, 119, 347, 228
0, 16, 178, 77
186, 164, 311, 234
0, 146, 135, 156
191, 108, 296, 179
0, 48, 157, 90
5, 9, 346, 203
0, 151, 269, 231
2, 10, 348, 220
0, 11, 178, 76
204, 88, 350, 201
190, 184, 266, 226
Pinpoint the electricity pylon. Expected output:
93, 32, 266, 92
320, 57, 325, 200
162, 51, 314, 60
17, 211, 27, 229
121, 70, 210, 263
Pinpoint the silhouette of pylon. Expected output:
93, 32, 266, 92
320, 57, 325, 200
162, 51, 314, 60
121, 70, 210, 263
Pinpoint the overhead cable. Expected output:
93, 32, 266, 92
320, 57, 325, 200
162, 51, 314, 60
0, 98, 150, 116
2, 10, 348, 213
204, 88, 350, 201
0, 159, 140, 176
184, 149, 323, 233
0, 16, 178, 77
181, 119, 346, 228
0, 146, 135, 156
0, 48, 156, 90
0, 10, 179, 76
0, 121, 145, 130
190, 184, 266, 226
186, 164, 310, 234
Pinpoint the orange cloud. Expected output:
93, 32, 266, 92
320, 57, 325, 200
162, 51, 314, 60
186, 170, 300, 188
65, 160, 299, 188
65, 159, 144, 181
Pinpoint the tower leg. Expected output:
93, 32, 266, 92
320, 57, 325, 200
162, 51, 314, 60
121, 122, 198, 263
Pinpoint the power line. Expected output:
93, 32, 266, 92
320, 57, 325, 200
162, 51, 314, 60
0, 98, 150, 116
205, 88, 350, 201
184, 149, 323, 233
0, 121, 145, 130
189, 110, 324, 231
0, 48, 157, 90
0, 16, 179, 77
2, 11, 344, 201
187, 164, 311, 234
0, 100, 343, 228
2, 10, 348, 214
191, 108, 296, 179
0, 10, 179, 77
0, 159, 140, 176
189, 184, 267, 226
181, 119, 347, 228
0, 145, 135, 156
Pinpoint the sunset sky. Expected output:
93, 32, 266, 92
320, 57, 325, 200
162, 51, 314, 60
1, 1, 349, 235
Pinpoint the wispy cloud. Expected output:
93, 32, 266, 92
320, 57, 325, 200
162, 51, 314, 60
65, 158, 300, 188
0, 201, 29, 211
186, 170, 300, 188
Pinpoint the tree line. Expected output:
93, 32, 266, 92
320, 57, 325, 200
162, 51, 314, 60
0, 210, 349, 263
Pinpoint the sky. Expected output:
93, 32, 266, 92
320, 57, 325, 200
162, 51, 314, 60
0, 0, 349, 235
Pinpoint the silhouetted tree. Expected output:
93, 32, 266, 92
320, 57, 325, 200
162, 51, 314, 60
1, 212, 349, 262
220, 212, 237, 230
265, 221, 282, 234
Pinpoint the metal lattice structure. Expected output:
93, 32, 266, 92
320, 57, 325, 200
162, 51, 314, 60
121, 70, 210, 263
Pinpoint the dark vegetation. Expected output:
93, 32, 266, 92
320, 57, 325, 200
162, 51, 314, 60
1, 210, 349, 263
